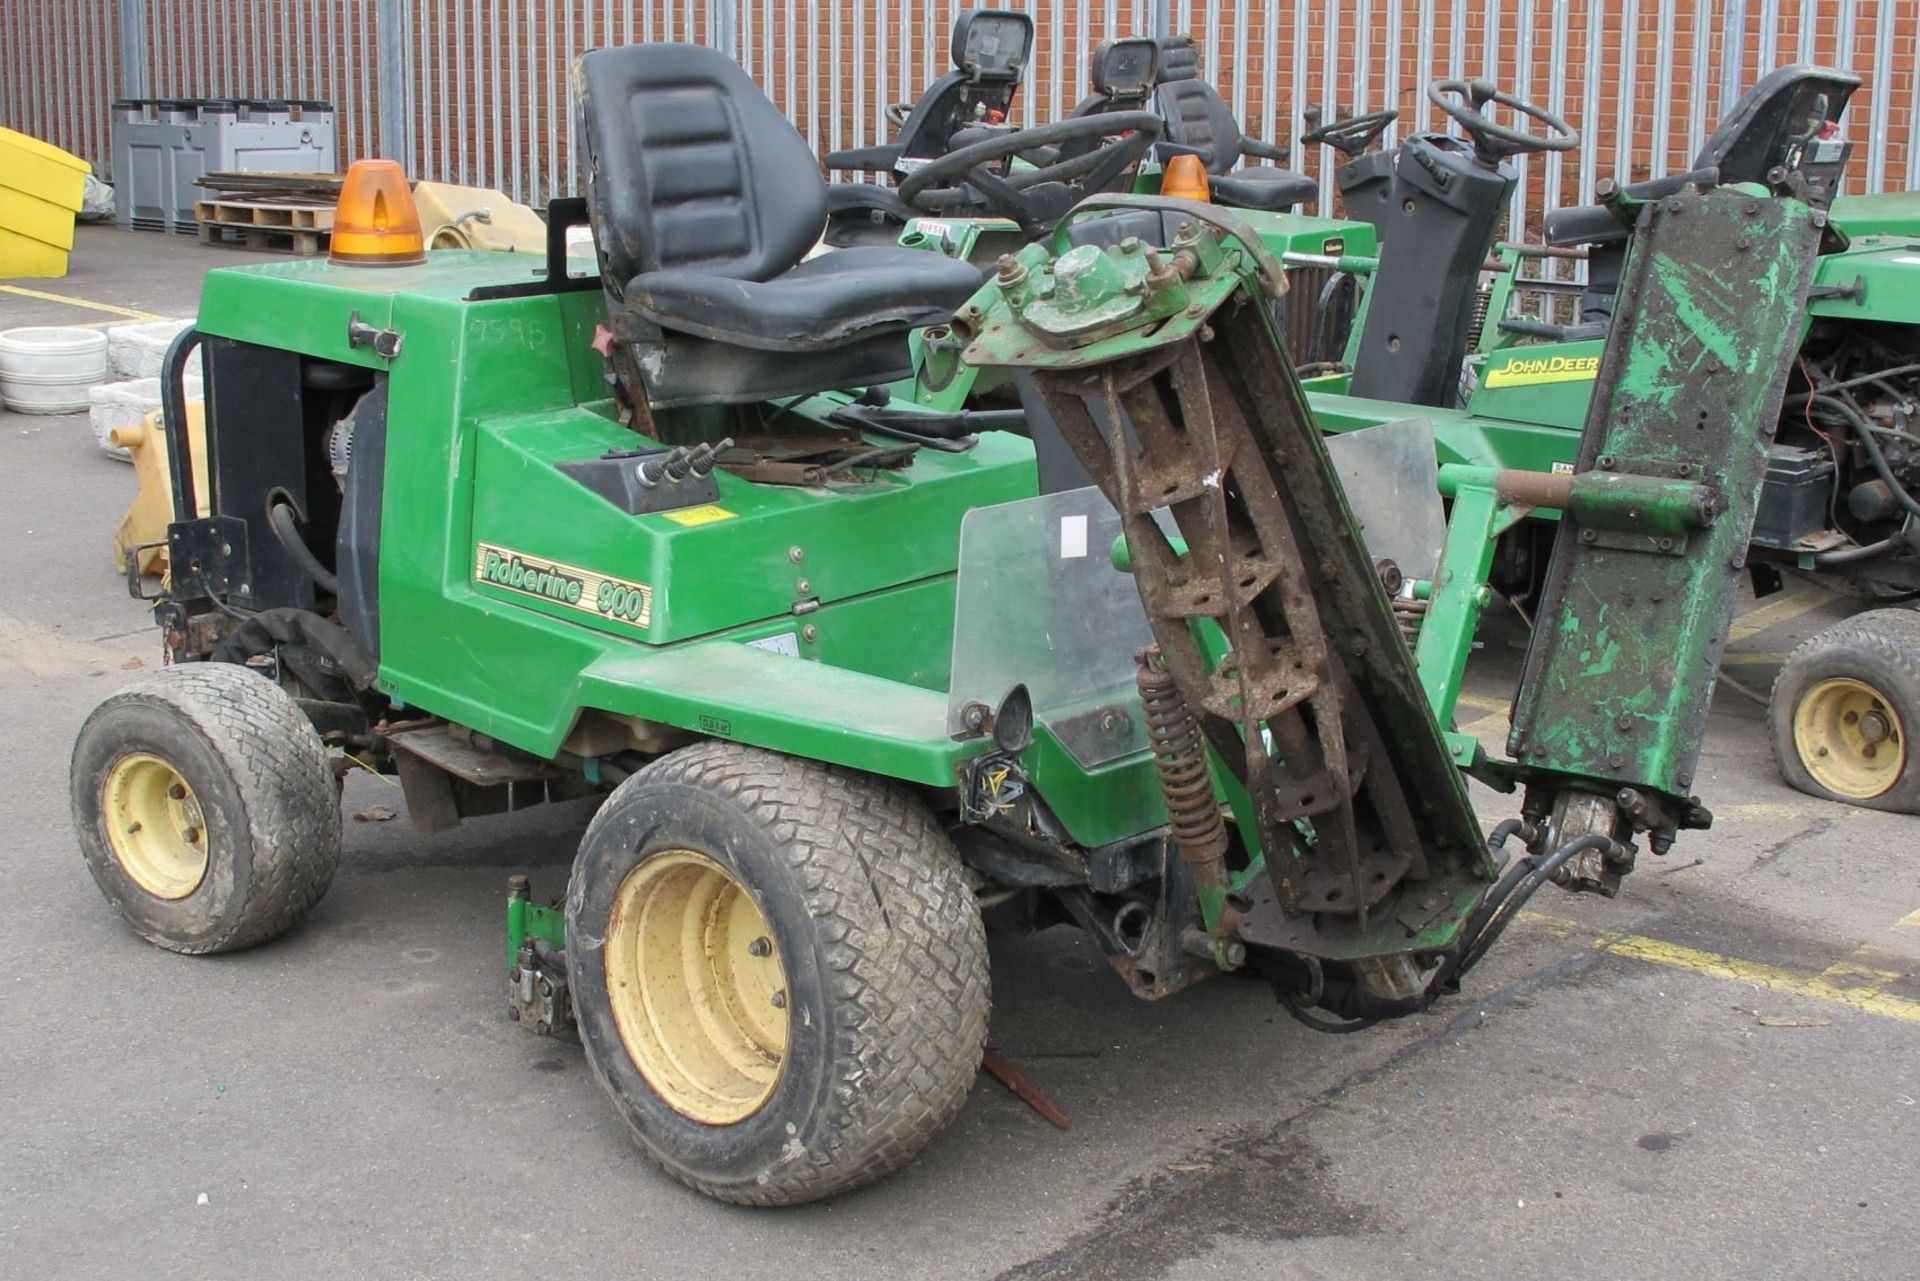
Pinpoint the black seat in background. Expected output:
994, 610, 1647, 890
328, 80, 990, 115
825, 9, 1034, 174
1149, 39, 1317, 213
1541, 64, 1860, 327
823, 9, 1034, 243
575, 44, 985, 408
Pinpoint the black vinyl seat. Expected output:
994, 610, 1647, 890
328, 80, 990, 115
1150, 43, 1317, 213
576, 43, 984, 408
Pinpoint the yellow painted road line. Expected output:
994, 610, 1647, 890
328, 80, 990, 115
1520, 911, 1920, 1026
1462, 710, 1509, 741
1727, 590, 1831, 645
0, 284, 163, 323
1455, 692, 1508, 714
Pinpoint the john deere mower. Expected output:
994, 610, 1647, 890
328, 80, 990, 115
72, 41, 1834, 1204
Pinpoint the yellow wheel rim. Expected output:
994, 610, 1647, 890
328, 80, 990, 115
605, 849, 790, 1125
102, 753, 210, 900
1793, 676, 1906, 800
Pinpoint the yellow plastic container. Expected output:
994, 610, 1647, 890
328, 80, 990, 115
113, 402, 210, 577
413, 181, 550, 253
0, 126, 90, 279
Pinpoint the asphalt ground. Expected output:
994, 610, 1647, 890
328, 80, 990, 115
2, 227, 1915, 1280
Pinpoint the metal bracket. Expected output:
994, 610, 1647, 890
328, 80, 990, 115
346, 310, 404, 361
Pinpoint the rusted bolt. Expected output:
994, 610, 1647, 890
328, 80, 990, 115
1597, 454, 1615, 468
770, 990, 787, 1009
182, 827, 201, 843
995, 254, 1028, 287
168, 783, 187, 800
748, 937, 772, 957
1186, 304, 1205, 319
961, 701, 991, 731
1616, 714, 1633, 731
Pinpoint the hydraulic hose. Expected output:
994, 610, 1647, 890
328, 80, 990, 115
1451, 834, 1616, 979
268, 501, 341, 595
1809, 394, 1920, 523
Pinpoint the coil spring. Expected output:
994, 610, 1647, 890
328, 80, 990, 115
1391, 594, 1429, 648
1135, 647, 1229, 869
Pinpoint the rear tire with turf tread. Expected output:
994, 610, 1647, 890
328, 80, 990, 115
69, 661, 343, 952
1769, 607, 1920, 813
567, 740, 990, 1205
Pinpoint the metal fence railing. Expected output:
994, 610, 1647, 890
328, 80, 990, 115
7, 1, 1917, 227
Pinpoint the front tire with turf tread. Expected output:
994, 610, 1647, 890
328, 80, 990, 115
69, 662, 343, 952
1769, 607, 1920, 813
567, 740, 990, 1205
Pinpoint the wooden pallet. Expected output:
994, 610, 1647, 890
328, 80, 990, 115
194, 198, 336, 231
195, 218, 330, 257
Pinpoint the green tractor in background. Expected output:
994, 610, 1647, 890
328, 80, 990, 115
69, 39, 1840, 1206
1286, 66, 1920, 812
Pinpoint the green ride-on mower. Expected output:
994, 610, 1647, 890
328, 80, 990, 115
70, 41, 1834, 1205
1288, 66, 1920, 812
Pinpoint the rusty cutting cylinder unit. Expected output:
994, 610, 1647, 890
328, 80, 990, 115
1135, 646, 1230, 892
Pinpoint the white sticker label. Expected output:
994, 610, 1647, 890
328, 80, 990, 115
1060, 514, 1089, 559
746, 632, 801, 657
1551, 461, 1576, 476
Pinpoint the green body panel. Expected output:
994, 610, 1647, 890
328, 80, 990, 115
193, 251, 1058, 793
1828, 191, 1920, 238
1807, 234, 1920, 323
1464, 340, 1606, 431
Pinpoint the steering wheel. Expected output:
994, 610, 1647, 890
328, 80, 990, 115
897, 111, 1163, 233
1427, 79, 1576, 161
1300, 105, 1398, 157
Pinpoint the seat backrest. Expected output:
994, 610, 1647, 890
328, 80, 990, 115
896, 9, 1035, 160
1692, 63, 1859, 180
1153, 78, 1245, 175
1154, 36, 1203, 85
575, 44, 825, 290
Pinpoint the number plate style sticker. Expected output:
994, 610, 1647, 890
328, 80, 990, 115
473, 543, 653, 628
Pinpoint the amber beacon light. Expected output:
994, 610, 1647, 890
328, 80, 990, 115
329, 159, 427, 266
1158, 154, 1212, 202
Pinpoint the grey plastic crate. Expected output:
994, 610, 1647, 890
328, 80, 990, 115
112, 98, 338, 233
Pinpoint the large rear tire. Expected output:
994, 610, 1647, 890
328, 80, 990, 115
567, 741, 989, 1205
1769, 608, 1920, 812
69, 662, 342, 952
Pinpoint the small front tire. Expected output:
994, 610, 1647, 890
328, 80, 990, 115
70, 662, 343, 952
567, 741, 990, 1205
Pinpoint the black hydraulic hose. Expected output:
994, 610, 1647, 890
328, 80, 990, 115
1813, 531, 1908, 566
212, 607, 377, 689
1810, 394, 1920, 523
268, 502, 341, 595
1453, 834, 1616, 979
1790, 361, 1920, 400
1486, 817, 1527, 850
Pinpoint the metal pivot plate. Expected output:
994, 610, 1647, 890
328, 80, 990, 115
1027, 296, 1489, 945
604, 849, 790, 1125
